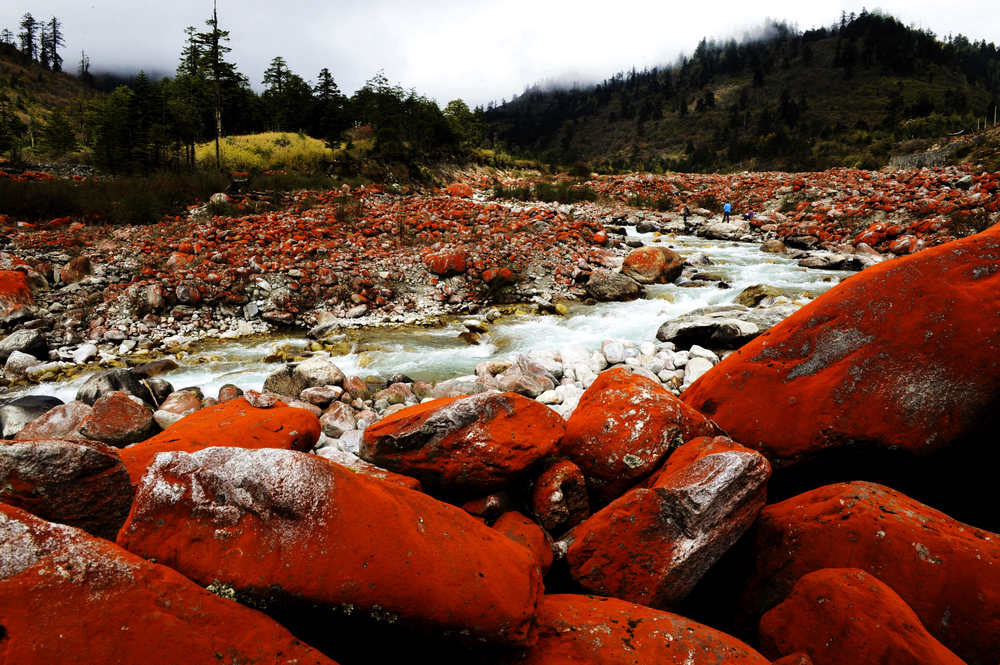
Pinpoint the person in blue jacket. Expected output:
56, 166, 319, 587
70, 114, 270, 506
723, 201, 732, 222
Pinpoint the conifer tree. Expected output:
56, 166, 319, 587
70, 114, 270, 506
47, 17, 65, 72
196, 2, 231, 169
19, 13, 37, 60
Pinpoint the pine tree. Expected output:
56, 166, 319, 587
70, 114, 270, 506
47, 17, 65, 72
38, 27, 51, 69
19, 13, 38, 60
196, 2, 232, 169
0, 29, 14, 45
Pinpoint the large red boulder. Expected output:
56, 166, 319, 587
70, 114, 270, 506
0, 270, 33, 319
561, 367, 718, 501
361, 392, 565, 494
683, 226, 1000, 466
566, 436, 770, 608
620, 245, 684, 284
118, 447, 543, 646
510, 594, 770, 664
0, 438, 133, 539
743, 481, 1000, 665
0, 504, 336, 665
116, 396, 319, 486
759, 568, 965, 665
78, 391, 159, 447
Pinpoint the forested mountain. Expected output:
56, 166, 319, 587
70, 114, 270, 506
485, 11, 1000, 172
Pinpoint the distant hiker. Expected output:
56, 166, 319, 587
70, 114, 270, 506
743, 209, 755, 221
682, 206, 690, 223
723, 202, 732, 222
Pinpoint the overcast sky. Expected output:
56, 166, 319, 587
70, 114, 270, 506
3, 1, 998, 106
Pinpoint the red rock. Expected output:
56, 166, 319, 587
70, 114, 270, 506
117, 397, 319, 486
511, 594, 769, 664
79, 391, 158, 448
0, 438, 132, 539
314, 445, 423, 491
592, 230, 608, 244
561, 367, 718, 501
0, 270, 33, 318
531, 459, 590, 534
343, 375, 371, 400
59, 255, 91, 284
743, 482, 1000, 665
493, 510, 554, 576
157, 389, 203, 417
566, 436, 769, 608
0, 504, 336, 665
425, 248, 468, 276
445, 183, 475, 197
621, 245, 684, 284
361, 392, 565, 494
14, 401, 92, 440
759, 568, 965, 665
118, 447, 542, 645
770, 655, 814, 665
683, 226, 1000, 466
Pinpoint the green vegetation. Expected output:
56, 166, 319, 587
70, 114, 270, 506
492, 179, 598, 204
195, 132, 334, 171
485, 11, 1000, 172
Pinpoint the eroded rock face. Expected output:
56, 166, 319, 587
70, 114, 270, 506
0, 504, 336, 665
621, 246, 684, 284
0, 438, 133, 539
566, 436, 770, 608
116, 397, 320, 486
683, 226, 1000, 466
759, 568, 965, 665
117, 447, 542, 646
361, 392, 565, 494
511, 594, 770, 665
742, 482, 1000, 665
560, 367, 718, 502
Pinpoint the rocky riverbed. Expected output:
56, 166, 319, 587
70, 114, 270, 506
1, 170, 999, 665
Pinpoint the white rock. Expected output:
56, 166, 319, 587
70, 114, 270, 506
601, 340, 626, 365
684, 356, 714, 385
639, 341, 657, 357
526, 350, 563, 380
72, 343, 98, 364
688, 344, 720, 364
4, 351, 43, 377
153, 410, 184, 429
537, 389, 561, 405
674, 350, 690, 367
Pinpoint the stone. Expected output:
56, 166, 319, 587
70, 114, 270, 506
0, 504, 336, 664
497, 354, 557, 397
511, 594, 769, 664
493, 511, 554, 576
313, 445, 422, 491
217, 383, 244, 402
4, 350, 43, 377
585, 268, 644, 301
115, 397, 320, 486
300, 385, 343, 407
0, 438, 133, 539
0, 328, 48, 364
683, 226, 1000, 467
118, 447, 542, 645
71, 342, 98, 364
1, 396, 64, 439
320, 401, 357, 438
75, 368, 154, 406
361, 392, 565, 494
683, 356, 714, 385
796, 252, 863, 270
0, 270, 34, 321
742, 482, 1000, 665
620, 246, 684, 284
759, 568, 965, 665
656, 303, 797, 350
566, 436, 770, 608
78, 391, 158, 448
601, 340, 626, 364
14, 401, 92, 441
560, 367, 718, 502
736, 284, 784, 308
531, 459, 590, 535
294, 355, 346, 388
760, 239, 787, 253
261, 364, 308, 399
157, 389, 202, 417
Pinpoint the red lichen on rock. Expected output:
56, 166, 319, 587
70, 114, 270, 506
0, 503, 336, 665
117, 447, 542, 645
361, 392, 565, 494
621, 245, 684, 284
116, 396, 319, 486
759, 568, 965, 665
743, 481, 1000, 665
561, 366, 718, 501
683, 225, 1000, 466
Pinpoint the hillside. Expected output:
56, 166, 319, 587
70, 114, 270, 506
485, 12, 1000, 172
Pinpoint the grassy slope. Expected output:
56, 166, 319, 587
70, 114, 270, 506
0, 46, 94, 129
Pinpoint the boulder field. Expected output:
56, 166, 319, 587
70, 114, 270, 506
1, 183, 999, 662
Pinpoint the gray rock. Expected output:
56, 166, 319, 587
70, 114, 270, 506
585, 269, 644, 302
75, 368, 154, 406
72, 343, 98, 364
601, 340, 626, 365
656, 303, 798, 350
4, 351, 43, 377
320, 402, 357, 438
0, 329, 48, 364
293, 355, 346, 388
262, 365, 308, 399
144, 378, 175, 407
797, 252, 863, 271
497, 354, 556, 398
1, 396, 64, 438
14, 401, 92, 441
701, 221, 748, 240
431, 375, 490, 399
683, 357, 714, 386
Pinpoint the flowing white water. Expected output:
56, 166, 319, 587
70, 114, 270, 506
10, 230, 849, 402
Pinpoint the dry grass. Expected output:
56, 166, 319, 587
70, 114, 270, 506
195, 132, 335, 172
